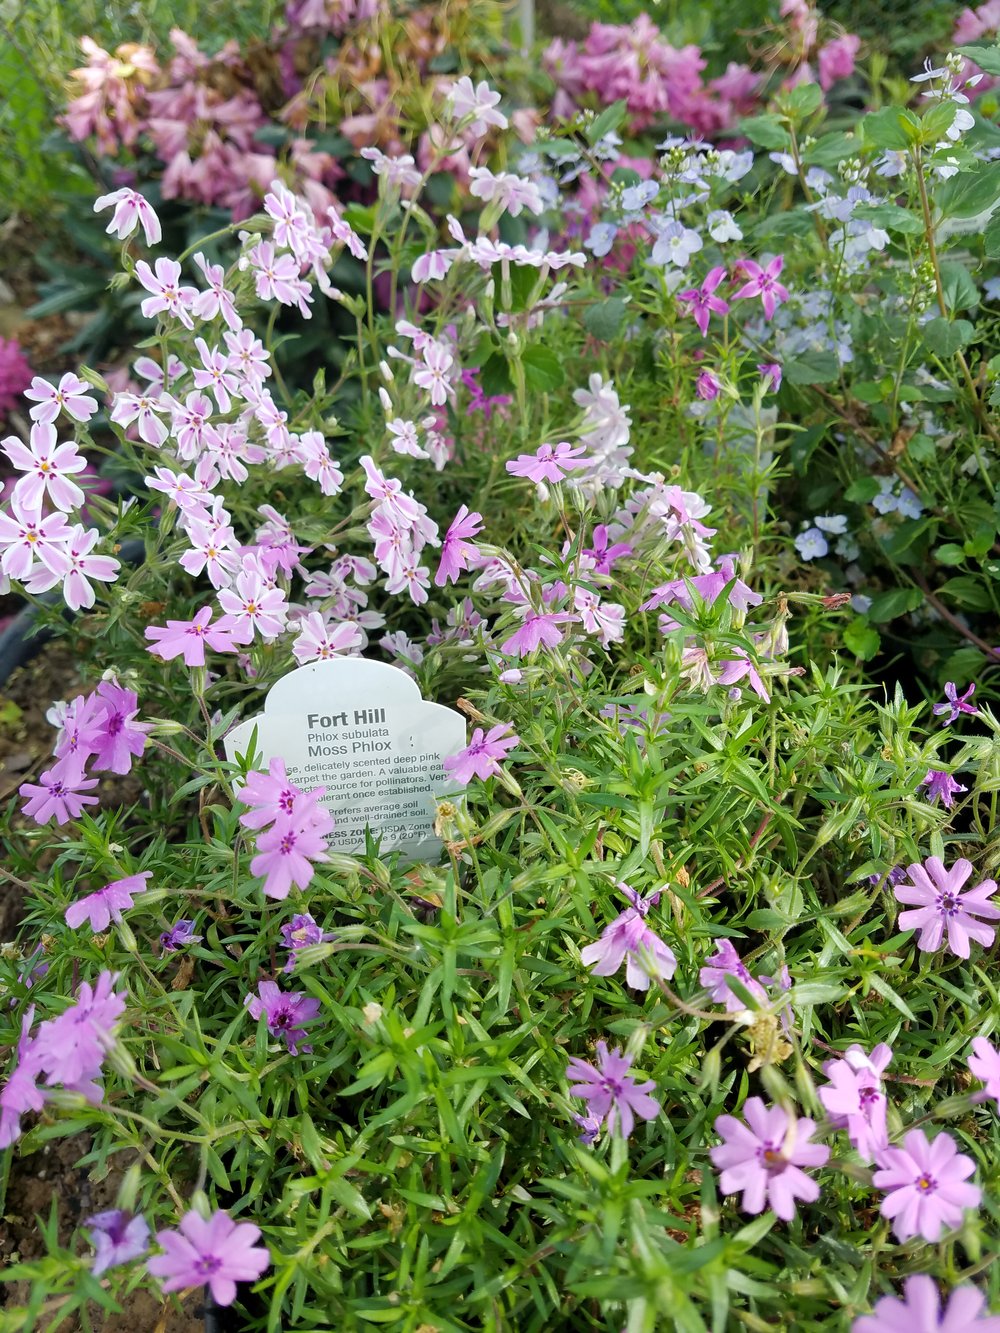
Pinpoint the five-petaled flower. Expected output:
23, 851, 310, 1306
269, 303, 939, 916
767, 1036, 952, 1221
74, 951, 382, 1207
933, 681, 978, 724
852, 1274, 1000, 1333
147, 1208, 270, 1307
893, 857, 1000, 957
566, 1041, 659, 1139
710, 1098, 829, 1220
872, 1128, 980, 1243
733, 256, 790, 319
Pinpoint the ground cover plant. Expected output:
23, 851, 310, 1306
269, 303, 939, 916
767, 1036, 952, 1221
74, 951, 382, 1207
1, 2, 1000, 1331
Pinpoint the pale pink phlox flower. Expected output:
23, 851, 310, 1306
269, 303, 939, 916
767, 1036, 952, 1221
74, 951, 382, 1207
24, 372, 99, 425
191, 251, 242, 330
24, 523, 120, 611
873, 1129, 981, 1242
446, 76, 508, 138
852, 1274, 1000, 1333
94, 187, 162, 246
818, 1043, 892, 1162
135, 257, 196, 329
968, 1037, 1000, 1108
0, 495, 71, 579
506, 441, 592, 484
291, 611, 362, 664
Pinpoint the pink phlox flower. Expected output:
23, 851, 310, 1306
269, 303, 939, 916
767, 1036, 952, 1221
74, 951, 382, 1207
263, 180, 311, 251
31, 970, 127, 1096
506, 441, 592, 484
818, 34, 861, 91
360, 146, 422, 191
24, 372, 99, 425
716, 651, 771, 703
443, 723, 519, 784
732, 255, 789, 319
574, 588, 626, 646
0, 1008, 44, 1148
324, 205, 368, 261
94, 187, 161, 246
144, 605, 241, 666
244, 979, 320, 1053
298, 430, 344, 496
758, 362, 782, 391
435, 504, 483, 586
501, 606, 577, 658
24, 523, 120, 611
412, 246, 462, 284
65, 871, 151, 932
386, 417, 428, 460
641, 559, 761, 629
677, 265, 730, 335
580, 881, 677, 990
225, 327, 271, 386
446, 76, 508, 138
893, 856, 1000, 957
147, 1208, 270, 1307
566, 1040, 659, 1139
873, 1128, 980, 1242
696, 369, 722, 400
818, 1042, 892, 1162
216, 557, 289, 644
468, 166, 544, 217
280, 912, 336, 972
237, 758, 309, 831
411, 340, 456, 407
968, 1037, 1000, 1108
254, 503, 312, 576
920, 769, 967, 809
700, 939, 767, 1011
135, 257, 196, 329
249, 792, 333, 899
178, 513, 241, 591
52, 691, 105, 768
19, 764, 99, 825
145, 464, 214, 511
852, 1274, 1000, 1333
933, 680, 978, 724
86, 1209, 150, 1277
291, 611, 362, 663
0, 495, 71, 580
581, 524, 631, 575
191, 251, 242, 330
359, 456, 422, 525
710, 1098, 829, 1220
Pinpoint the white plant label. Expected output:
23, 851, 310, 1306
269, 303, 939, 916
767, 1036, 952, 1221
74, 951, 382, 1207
223, 658, 466, 861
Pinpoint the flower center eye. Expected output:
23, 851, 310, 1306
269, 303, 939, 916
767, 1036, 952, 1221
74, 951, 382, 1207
938, 893, 960, 915
194, 1254, 223, 1276
915, 1173, 937, 1193
280, 834, 296, 854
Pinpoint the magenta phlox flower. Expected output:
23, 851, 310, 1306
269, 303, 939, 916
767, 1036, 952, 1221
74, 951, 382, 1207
893, 857, 1000, 957
572, 1112, 603, 1145
920, 769, 967, 809
700, 939, 767, 1011
640, 558, 762, 629
852, 1274, 1000, 1333
968, 1037, 1000, 1108
65, 871, 151, 932
86, 1209, 151, 1276
873, 1129, 980, 1242
148, 1208, 270, 1307
733, 255, 790, 319
443, 723, 518, 784
3, 423, 87, 512
144, 606, 240, 666
818, 1043, 892, 1162
90, 680, 150, 774
696, 370, 722, 400
710, 1098, 829, 1220
52, 691, 104, 768
237, 758, 321, 831
19, 765, 99, 825
280, 913, 336, 971
94, 187, 161, 246
933, 681, 977, 724
758, 362, 782, 391
435, 505, 483, 586
160, 919, 202, 953
249, 797, 332, 900
500, 607, 577, 658
580, 882, 677, 990
566, 1041, 659, 1138
245, 980, 320, 1054
581, 524, 631, 575
506, 441, 592, 484
677, 266, 730, 336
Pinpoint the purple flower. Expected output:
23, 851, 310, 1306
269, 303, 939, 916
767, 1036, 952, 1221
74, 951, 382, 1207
435, 505, 483, 587
933, 681, 978, 724
566, 1041, 659, 1139
144, 605, 240, 667
500, 607, 577, 658
580, 883, 677, 991
65, 872, 151, 932
147, 1208, 270, 1308
280, 913, 335, 972
506, 441, 591, 484
710, 1098, 829, 1220
920, 769, 967, 809
873, 1129, 980, 1242
852, 1275, 1000, 1333
85, 1209, 150, 1276
733, 255, 790, 320
758, 362, 782, 391
19, 765, 99, 826
443, 724, 518, 784
572, 1112, 603, 1145
699, 940, 767, 1011
893, 857, 1000, 957
695, 369, 722, 400
237, 757, 311, 831
968, 1037, 1000, 1107
160, 920, 202, 953
0, 1008, 44, 1148
818, 1043, 892, 1162
29, 970, 127, 1103
244, 980, 320, 1054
